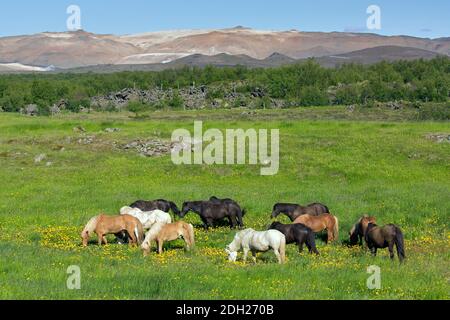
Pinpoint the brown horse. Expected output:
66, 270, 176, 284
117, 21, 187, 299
365, 222, 406, 262
81, 214, 144, 247
293, 213, 339, 243
349, 215, 377, 246
141, 221, 195, 255
271, 203, 330, 221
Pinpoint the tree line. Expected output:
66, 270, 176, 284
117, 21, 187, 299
0, 56, 448, 113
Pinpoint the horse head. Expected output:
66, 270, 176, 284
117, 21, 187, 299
268, 221, 281, 230
225, 244, 239, 262
360, 216, 377, 234
271, 205, 282, 219
180, 201, 200, 218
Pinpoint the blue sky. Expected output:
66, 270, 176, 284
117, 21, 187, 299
0, 0, 448, 38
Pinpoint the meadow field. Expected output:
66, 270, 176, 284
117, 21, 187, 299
0, 107, 448, 300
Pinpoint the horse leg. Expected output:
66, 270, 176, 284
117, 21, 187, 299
236, 213, 244, 229
298, 242, 304, 253
370, 247, 377, 257
206, 219, 215, 230
251, 250, 257, 264
243, 248, 249, 264
228, 216, 237, 229
327, 229, 333, 243
274, 250, 282, 264
157, 240, 164, 254
388, 242, 395, 260
98, 234, 103, 246
127, 229, 136, 246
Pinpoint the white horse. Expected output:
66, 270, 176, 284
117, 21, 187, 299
225, 228, 286, 264
120, 206, 172, 230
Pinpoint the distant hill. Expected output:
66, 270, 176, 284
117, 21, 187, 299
0, 27, 448, 71
313, 46, 442, 67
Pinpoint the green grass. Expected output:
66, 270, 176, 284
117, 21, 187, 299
0, 109, 449, 300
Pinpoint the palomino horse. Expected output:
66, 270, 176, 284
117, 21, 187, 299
226, 229, 286, 264
349, 215, 377, 246
141, 221, 195, 256
271, 203, 330, 221
365, 222, 406, 262
81, 214, 144, 247
268, 222, 319, 254
293, 213, 339, 243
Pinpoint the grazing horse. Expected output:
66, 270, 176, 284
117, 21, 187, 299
209, 196, 246, 216
293, 213, 339, 243
81, 214, 144, 247
226, 228, 286, 264
141, 221, 195, 255
120, 206, 172, 230
271, 203, 330, 221
349, 215, 377, 246
180, 201, 244, 229
268, 222, 319, 254
130, 199, 180, 216
365, 223, 406, 262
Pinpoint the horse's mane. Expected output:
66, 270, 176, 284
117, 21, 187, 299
142, 222, 166, 246
82, 215, 100, 235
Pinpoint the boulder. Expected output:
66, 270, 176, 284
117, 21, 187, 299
21, 104, 39, 116
50, 104, 61, 115
34, 154, 47, 163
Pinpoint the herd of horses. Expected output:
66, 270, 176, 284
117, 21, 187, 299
81, 197, 406, 263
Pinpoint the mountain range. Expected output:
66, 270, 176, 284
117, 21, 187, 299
0, 27, 448, 72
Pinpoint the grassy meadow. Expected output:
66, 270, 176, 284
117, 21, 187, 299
0, 107, 449, 300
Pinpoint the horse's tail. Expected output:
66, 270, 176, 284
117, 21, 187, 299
183, 223, 195, 250
306, 230, 320, 255
241, 209, 247, 217
332, 215, 339, 242
279, 236, 286, 264
134, 222, 144, 245
394, 226, 406, 262
169, 201, 180, 215
82, 215, 100, 237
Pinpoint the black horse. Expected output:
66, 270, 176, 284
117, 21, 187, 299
209, 196, 246, 216
130, 199, 180, 216
268, 222, 319, 254
365, 223, 406, 262
180, 200, 244, 230
271, 203, 330, 221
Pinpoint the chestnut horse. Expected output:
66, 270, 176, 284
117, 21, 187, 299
81, 214, 144, 247
293, 213, 339, 243
349, 215, 377, 246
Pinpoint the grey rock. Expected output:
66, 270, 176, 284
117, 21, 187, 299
104, 128, 121, 133
34, 154, 46, 163
22, 104, 39, 116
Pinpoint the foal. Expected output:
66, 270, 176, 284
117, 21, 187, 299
293, 213, 339, 243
